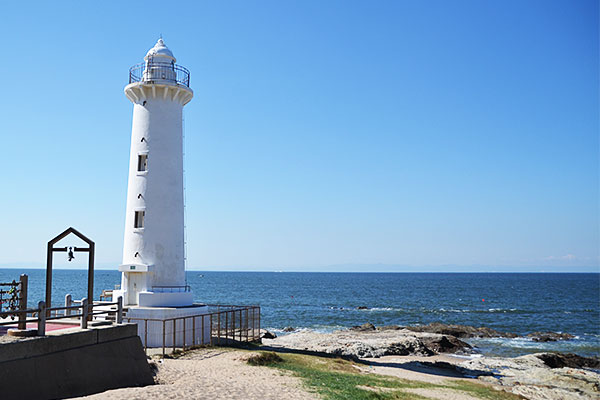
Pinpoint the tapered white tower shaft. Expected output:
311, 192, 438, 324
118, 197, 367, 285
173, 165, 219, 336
115, 39, 193, 307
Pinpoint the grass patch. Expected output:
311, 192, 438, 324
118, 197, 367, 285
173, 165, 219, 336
159, 344, 210, 359
247, 352, 283, 366
247, 351, 524, 400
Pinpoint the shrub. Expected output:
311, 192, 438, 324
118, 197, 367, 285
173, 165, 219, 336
247, 352, 283, 366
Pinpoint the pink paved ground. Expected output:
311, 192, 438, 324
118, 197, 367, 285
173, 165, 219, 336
0, 322, 78, 335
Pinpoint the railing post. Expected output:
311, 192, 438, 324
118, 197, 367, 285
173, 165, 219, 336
18, 274, 28, 330
37, 301, 46, 336
217, 312, 221, 345
172, 319, 176, 353
81, 298, 88, 329
183, 317, 186, 351
238, 309, 242, 341
232, 310, 236, 342
65, 294, 72, 317
116, 296, 123, 324
225, 311, 229, 343
192, 316, 196, 347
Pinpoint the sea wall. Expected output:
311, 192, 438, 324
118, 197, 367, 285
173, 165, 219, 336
0, 324, 154, 400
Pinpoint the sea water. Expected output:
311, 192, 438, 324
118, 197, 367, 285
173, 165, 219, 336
1, 269, 598, 357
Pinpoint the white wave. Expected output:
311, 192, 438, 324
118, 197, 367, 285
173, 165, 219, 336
450, 353, 483, 360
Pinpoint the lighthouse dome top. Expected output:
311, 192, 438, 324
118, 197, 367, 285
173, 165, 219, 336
145, 38, 175, 62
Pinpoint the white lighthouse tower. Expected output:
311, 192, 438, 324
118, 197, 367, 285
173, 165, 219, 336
114, 39, 194, 308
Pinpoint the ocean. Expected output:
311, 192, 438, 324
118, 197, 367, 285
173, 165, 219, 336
1, 269, 598, 358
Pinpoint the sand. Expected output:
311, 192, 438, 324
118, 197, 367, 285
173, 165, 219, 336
354, 354, 476, 384
73, 348, 318, 400
70, 343, 599, 399
72, 349, 495, 400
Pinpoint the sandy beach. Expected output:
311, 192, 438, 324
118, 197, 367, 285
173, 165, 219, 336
72, 325, 600, 400
74, 348, 319, 400
75, 348, 490, 400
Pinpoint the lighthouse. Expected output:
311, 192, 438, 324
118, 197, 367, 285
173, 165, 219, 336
114, 39, 194, 308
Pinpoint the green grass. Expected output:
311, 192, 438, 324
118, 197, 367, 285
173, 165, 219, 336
247, 351, 524, 400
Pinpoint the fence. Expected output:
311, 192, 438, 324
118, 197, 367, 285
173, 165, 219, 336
0, 275, 261, 355
126, 304, 261, 356
0, 275, 28, 329
0, 297, 123, 336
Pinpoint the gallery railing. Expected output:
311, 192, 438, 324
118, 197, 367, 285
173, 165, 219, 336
129, 61, 191, 87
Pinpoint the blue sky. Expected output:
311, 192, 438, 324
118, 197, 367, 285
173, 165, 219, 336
0, 1, 597, 271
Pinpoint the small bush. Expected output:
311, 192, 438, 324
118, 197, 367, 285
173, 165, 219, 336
247, 352, 284, 366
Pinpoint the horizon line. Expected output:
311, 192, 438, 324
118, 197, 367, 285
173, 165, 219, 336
0, 267, 598, 274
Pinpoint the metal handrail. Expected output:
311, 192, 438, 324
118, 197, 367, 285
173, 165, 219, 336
129, 61, 190, 87
125, 304, 261, 356
152, 285, 191, 293
0, 307, 39, 318
0, 298, 124, 332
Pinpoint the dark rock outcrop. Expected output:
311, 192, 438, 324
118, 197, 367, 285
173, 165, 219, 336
377, 325, 402, 331
356, 306, 369, 310
536, 353, 600, 369
382, 340, 434, 357
405, 322, 517, 338
282, 326, 295, 332
420, 335, 473, 354
350, 323, 376, 332
260, 330, 277, 339
527, 332, 575, 342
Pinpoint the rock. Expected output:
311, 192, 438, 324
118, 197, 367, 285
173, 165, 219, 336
535, 353, 600, 369
405, 322, 517, 338
420, 335, 472, 354
350, 323, 376, 332
282, 326, 295, 332
377, 325, 402, 331
260, 330, 277, 339
261, 327, 472, 358
7, 328, 37, 337
356, 306, 369, 310
527, 332, 575, 342
383, 338, 434, 357
463, 353, 600, 400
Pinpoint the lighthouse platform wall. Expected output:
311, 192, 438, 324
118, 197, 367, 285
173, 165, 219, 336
125, 305, 211, 347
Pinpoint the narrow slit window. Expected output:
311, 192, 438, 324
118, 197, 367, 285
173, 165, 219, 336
134, 211, 145, 228
137, 154, 148, 172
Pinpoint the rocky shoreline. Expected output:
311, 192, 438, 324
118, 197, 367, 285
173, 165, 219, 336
261, 323, 599, 400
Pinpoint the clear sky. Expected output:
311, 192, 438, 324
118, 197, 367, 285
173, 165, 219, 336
0, 0, 597, 272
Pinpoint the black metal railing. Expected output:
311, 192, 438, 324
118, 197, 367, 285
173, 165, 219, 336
129, 61, 190, 87
125, 304, 261, 356
151, 285, 191, 293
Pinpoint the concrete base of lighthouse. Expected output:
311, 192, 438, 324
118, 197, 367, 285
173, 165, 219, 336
125, 305, 210, 348
112, 289, 194, 308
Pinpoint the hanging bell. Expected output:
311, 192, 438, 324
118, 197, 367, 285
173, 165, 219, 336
67, 247, 75, 262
